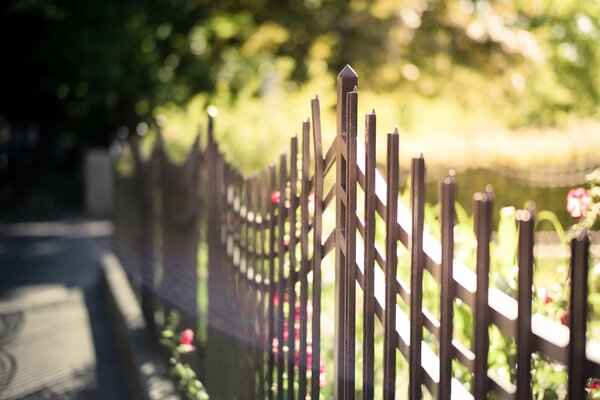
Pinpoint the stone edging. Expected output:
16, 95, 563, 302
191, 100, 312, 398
100, 252, 180, 400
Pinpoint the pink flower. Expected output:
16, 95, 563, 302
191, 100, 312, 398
271, 191, 281, 205
567, 187, 592, 218
181, 328, 194, 345
180, 328, 196, 353
272, 293, 288, 306
319, 363, 327, 387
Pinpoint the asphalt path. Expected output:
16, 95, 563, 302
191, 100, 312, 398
0, 215, 130, 399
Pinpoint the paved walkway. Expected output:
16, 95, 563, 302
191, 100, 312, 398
0, 216, 131, 399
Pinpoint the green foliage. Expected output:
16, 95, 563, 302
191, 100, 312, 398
161, 312, 209, 400
5, 0, 600, 149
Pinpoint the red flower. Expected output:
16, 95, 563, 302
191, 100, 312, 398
567, 187, 592, 218
538, 288, 552, 304
586, 380, 600, 393
181, 328, 194, 345
560, 310, 570, 326
271, 191, 281, 205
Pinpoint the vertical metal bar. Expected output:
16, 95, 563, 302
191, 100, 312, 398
288, 137, 298, 400
299, 120, 311, 400
248, 177, 257, 396
240, 172, 248, 396
516, 205, 534, 400
344, 87, 358, 400
235, 172, 245, 394
439, 172, 456, 399
206, 133, 227, 397
362, 110, 376, 400
268, 164, 277, 400
277, 154, 287, 400
409, 155, 425, 400
250, 176, 260, 398
258, 169, 268, 400
473, 187, 493, 399
383, 130, 399, 400
335, 64, 358, 400
311, 96, 324, 399
568, 230, 590, 400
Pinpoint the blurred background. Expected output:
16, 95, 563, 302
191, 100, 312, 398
1, 0, 599, 222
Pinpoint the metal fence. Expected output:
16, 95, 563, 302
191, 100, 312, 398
112, 65, 599, 400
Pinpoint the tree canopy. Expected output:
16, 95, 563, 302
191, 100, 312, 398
2, 0, 599, 147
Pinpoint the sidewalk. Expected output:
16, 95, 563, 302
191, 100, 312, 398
0, 216, 130, 399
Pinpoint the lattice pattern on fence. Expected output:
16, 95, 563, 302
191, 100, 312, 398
112, 65, 600, 400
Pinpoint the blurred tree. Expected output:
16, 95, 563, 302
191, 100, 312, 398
1, 0, 599, 147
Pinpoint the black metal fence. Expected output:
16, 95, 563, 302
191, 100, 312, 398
112, 65, 599, 400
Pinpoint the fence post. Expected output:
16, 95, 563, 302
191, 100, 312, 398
268, 163, 277, 400
409, 155, 425, 400
205, 111, 228, 397
299, 119, 311, 400
439, 172, 456, 398
516, 206, 534, 400
383, 130, 399, 400
362, 110, 377, 400
287, 136, 299, 400
473, 187, 493, 398
334, 65, 358, 400
568, 230, 590, 400
311, 96, 324, 399
134, 142, 159, 337
277, 153, 287, 400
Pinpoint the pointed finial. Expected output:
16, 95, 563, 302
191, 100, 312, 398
338, 64, 358, 78
371, 108, 376, 114
393, 126, 399, 134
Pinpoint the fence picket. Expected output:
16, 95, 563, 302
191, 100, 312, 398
287, 137, 298, 400
277, 154, 287, 400
311, 96, 324, 400
516, 206, 534, 400
439, 173, 456, 399
258, 170, 268, 400
299, 120, 311, 400
362, 110, 376, 400
473, 188, 493, 398
268, 164, 277, 400
335, 64, 358, 400
409, 155, 426, 399
344, 87, 359, 400
383, 131, 399, 400
568, 231, 590, 400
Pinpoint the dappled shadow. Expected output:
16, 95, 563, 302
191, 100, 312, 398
0, 311, 24, 345
12, 366, 97, 400
0, 348, 17, 398
0, 311, 23, 396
